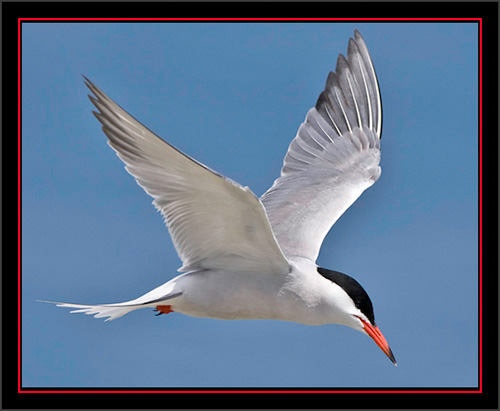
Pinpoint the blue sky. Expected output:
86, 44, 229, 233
22, 22, 478, 388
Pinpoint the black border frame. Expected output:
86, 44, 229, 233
4, 2, 498, 409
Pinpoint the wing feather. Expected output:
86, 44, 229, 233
85, 78, 289, 275
261, 30, 382, 262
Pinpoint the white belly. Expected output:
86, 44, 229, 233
168, 270, 287, 321
165, 261, 337, 325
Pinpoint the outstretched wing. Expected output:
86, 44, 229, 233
261, 30, 382, 262
86, 78, 289, 275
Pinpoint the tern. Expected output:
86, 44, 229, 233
44, 30, 396, 365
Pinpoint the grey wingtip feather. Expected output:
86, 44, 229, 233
354, 29, 363, 41
314, 90, 327, 112
83, 76, 105, 104
82, 74, 96, 88
347, 37, 360, 56
325, 71, 337, 89
83, 75, 95, 93
335, 54, 349, 72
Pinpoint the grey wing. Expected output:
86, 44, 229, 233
261, 30, 382, 262
86, 79, 290, 276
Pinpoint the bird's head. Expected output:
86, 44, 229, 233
318, 267, 397, 366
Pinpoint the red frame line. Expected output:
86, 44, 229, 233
18, 16, 23, 395
17, 17, 482, 21
477, 16, 483, 394
17, 17, 483, 395
16, 389, 482, 394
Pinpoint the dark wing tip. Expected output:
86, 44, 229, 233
336, 53, 349, 71
347, 37, 360, 58
315, 90, 330, 114
82, 74, 95, 92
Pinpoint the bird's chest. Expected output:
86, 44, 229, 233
274, 275, 329, 325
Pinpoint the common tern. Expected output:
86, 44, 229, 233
44, 30, 396, 365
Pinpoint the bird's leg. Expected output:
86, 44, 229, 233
154, 305, 174, 316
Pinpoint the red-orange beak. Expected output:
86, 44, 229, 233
359, 317, 397, 366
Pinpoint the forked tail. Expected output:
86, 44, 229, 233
39, 301, 146, 321
39, 285, 183, 321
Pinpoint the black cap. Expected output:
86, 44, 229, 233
317, 267, 375, 325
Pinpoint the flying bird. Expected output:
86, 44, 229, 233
44, 30, 396, 365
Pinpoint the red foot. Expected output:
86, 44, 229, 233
155, 305, 174, 316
